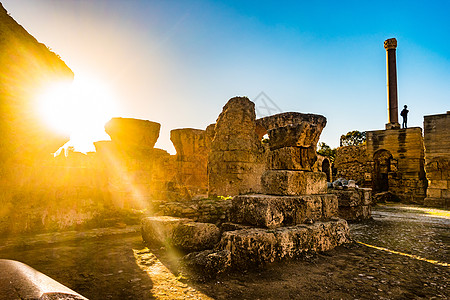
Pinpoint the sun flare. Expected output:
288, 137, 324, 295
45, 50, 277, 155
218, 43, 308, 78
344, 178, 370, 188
37, 73, 118, 154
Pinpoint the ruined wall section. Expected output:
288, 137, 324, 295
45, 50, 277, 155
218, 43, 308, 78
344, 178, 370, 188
366, 128, 427, 204
423, 112, 450, 208
170, 128, 211, 197
208, 97, 267, 197
334, 145, 370, 186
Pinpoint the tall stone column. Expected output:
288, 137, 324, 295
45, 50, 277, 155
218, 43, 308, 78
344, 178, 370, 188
384, 38, 400, 130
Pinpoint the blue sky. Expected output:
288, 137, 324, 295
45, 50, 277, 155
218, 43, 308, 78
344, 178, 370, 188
3, 0, 449, 153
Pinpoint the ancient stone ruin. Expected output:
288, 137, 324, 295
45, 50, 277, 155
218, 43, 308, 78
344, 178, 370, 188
141, 97, 350, 275
334, 38, 431, 205
329, 179, 373, 221
423, 112, 450, 208
207, 97, 266, 196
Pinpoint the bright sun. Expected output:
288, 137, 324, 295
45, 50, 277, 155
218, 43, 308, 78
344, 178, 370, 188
37, 73, 118, 154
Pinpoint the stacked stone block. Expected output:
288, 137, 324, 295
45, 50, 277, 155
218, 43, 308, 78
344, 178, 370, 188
261, 115, 327, 196
221, 111, 350, 267
142, 104, 350, 276
330, 188, 372, 221
208, 97, 267, 196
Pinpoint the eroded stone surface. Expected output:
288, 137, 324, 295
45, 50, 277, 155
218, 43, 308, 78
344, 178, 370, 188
170, 128, 210, 195
268, 146, 317, 171
141, 216, 221, 252
182, 250, 232, 279
217, 220, 350, 267
330, 188, 373, 221
256, 112, 327, 140
231, 194, 338, 228
261, 170, 327, 196
267, 123, 324, 150
105, 118, 161, 149
172, 222, 221, 252
208, 97, 266, 196
338, 205, 371, 221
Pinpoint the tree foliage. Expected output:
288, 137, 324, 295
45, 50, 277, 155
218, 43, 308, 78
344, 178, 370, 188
340, 130, 366, 147
317, 142, 337, 163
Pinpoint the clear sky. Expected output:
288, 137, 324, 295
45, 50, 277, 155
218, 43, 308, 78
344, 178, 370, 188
3, 0, 449, 153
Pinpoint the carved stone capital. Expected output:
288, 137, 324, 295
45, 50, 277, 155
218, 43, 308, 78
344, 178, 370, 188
384, 38, 397, 50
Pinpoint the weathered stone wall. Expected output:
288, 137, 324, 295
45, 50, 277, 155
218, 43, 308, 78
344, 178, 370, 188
170, 128, 211, 196
334, 145, 370, 186
366, 127, 427, 204
423, 112, 450, 208
208, 97, 267, 196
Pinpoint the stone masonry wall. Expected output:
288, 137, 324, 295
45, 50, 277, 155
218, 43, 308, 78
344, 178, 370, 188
366, 127, 427, 204
423, 112, 450, 208
334, 145, 371, 186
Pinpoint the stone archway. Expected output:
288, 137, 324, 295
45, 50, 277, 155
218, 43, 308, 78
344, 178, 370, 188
373, 149, 393, 192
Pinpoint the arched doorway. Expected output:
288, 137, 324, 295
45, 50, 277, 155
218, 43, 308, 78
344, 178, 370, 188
373, 149, 393, 192
322, 158, 331, 182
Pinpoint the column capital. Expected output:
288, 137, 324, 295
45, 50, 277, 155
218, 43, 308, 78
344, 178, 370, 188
384, 38, 397, 50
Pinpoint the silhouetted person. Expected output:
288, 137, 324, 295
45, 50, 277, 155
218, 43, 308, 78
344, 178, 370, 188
400, 105, 409, 128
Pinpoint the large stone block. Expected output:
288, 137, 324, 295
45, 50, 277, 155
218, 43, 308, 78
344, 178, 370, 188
231, 194, 338, 228
182, 250, 232, 279
338, 205, 371, 221
261, 170, 327, 195
172, 222, 221, 252
360, 188, 373, 205
426, 188, 442, 198
267, 123, 323, 150
268, 146, 317, 171
141, 216, 221, 252
170, 128, 210, 158
429, 180, 448, 190
105, 118, 160, 148
217, 220, 349, 267
330, 189, 361, 207
256, 112, 327, 140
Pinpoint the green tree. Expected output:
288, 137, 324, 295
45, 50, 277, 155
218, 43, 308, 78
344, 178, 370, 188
340, 130, 366, 147
317, 142, 337, 163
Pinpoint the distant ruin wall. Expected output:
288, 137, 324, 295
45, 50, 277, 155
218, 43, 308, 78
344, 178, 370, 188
366, 127, 427, 204
170, 128, 211, 196
423, 112, 450, 208
334, 145, 370, 186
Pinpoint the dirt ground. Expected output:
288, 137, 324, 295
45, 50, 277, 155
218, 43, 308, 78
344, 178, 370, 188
0, 204, 448, 299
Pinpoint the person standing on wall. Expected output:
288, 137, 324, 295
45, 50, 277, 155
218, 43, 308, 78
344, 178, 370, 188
400, 105, 409, 128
